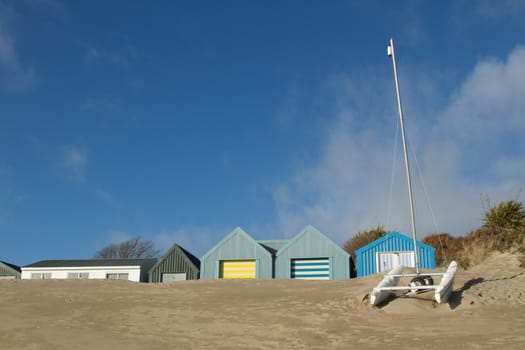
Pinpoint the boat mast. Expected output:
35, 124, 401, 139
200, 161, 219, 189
387, 38, 420, 274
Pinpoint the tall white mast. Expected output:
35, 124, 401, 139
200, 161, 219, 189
387, 38, 420, 274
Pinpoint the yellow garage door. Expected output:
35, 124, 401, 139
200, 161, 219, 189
220, 260, 256, 279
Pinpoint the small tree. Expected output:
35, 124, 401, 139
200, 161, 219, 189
422, 233, 458, 266
344, 226, 388, 269
94, 237, 160, 259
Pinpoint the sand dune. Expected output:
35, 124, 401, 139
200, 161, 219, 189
1, 252, 524, 349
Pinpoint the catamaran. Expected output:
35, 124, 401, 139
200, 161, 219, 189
369, 39, 457, 306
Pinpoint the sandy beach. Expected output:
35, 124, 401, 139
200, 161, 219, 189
1, 252, 524, 349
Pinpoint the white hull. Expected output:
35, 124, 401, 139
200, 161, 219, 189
370, 261, 458, 306
434, 261, 457, 304
370, 265, 404, 306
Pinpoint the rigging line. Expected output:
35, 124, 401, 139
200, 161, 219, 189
386, 116, 400, 230
407, 137, 447, 263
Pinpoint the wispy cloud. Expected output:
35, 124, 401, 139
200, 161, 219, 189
24, 0, 68, 19
84, 43, 144, 69
95, 189, 113, 203
0, 1, 37, 92
274, 45, 525, 243
81, 96, 121, 112
86, 47, 130, 67
61, 145, 88, 181
101, 227, 218, 258
106, 230, 133, 244
275, 81, 301, 129
474, 0, 525, 20
151, 228, 217, 258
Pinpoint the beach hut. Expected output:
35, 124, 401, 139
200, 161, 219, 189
0, 260, 21, 279
355, 231, 436, 277
274, 225, 351, 280
149, 244, 200, 282
200, 227, 273, 279
21, 259, 157, 282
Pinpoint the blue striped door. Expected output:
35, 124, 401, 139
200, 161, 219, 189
291, 258, 330, 280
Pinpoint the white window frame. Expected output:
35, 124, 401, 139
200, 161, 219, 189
67, 272, 89, 279
106, 273, 129, 280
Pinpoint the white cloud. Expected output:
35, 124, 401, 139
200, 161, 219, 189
106, 230, 133, 244
81, 96, 121, 112
86, 47, 130, 67
151, 228, 217, 258
84, 43, 143, 69
274, 45, 525, 243
61, 145, 88, 181
0, 2, 37, 92
475, 0, 525, 20
95, 189, 113, 203
101, 227, 217, 258
439, 47, 525, 142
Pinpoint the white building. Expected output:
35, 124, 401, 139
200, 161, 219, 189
21, 259, 157, 282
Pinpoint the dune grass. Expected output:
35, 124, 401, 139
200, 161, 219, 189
423, 199, 525, 269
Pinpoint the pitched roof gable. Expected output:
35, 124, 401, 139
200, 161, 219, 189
275, 224, 349, 257
149, 243, 200, 274
354, 231, 435, 254
201, 227, 273, 260
0, 260, 21, 273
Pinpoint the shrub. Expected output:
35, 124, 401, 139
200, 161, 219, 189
421, 233, 459, 267
483, 199, 525, 234
480, 199, 525, 253
344, 226, 387, 269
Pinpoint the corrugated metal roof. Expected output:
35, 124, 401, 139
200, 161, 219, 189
148, 244, 200, 282
275, 225, 349, 258
0, 261, 21, 277
0, 260, 20, 272
24, 258, 157, 268
355, 231, 436, 277
200, 227, 273, 279
274, 225, 351, 280
177, 245, 201, 269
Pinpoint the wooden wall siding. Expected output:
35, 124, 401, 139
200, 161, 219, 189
149, 245, 200, 282
0, 262, 20, 278
275, 225, 350, 280
355, 231, 436, 277
200, 228, 273, 279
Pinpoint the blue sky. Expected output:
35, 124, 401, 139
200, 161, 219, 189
1, 1, 524, 265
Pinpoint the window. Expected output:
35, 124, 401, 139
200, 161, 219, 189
67, 272, 89, 279
31, 273, 52, 279
106, 273, 129, 280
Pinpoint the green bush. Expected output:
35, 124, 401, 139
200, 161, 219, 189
344, 226, 387, 270
420, 199, 525, 269
421, 233, 459, 267
482, 199, 525, 251
483, 199, 525, 233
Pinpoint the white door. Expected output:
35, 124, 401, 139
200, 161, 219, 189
376, 252, 415, 273
161, 272, 187, 282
